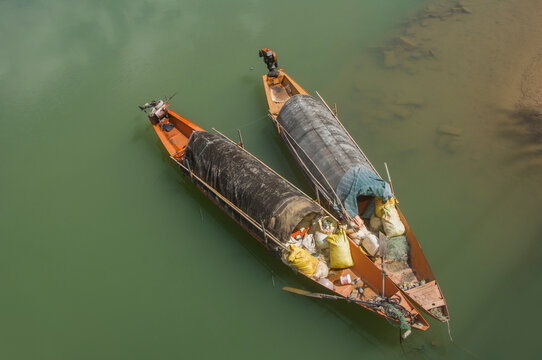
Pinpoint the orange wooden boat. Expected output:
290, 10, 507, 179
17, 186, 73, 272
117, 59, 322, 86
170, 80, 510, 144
140, 99, 429, 333
259, 50, 449, 322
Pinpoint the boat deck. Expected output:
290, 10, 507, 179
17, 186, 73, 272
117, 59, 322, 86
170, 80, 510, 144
152, 109, 204, 160
264, 72, 307, 115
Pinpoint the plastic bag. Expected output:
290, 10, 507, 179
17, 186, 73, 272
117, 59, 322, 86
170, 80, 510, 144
313, 260, 329, 279
326, 228, 355, 269
361, 233, 379, 256
375, 196, 396, 218
318, 216, 337, 234
302, 233, 316, 253
350, 236, 362, 246
369, 214, 382, 231
349, 226, 369, 240
314, 231, 329, 250
381, 206, 405, 237
288, 244, 319, 276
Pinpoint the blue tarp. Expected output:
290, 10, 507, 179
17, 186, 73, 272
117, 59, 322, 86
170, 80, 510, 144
335, 166, 393, 218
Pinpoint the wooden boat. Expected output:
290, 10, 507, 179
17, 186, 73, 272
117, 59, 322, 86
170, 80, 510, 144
141, 99, 429, 333
259, 51, 449, 322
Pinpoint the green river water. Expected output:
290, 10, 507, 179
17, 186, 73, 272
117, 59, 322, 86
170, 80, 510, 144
2, 1, 541, 359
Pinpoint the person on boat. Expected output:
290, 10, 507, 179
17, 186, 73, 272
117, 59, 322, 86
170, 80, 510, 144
259, 48, 279, 77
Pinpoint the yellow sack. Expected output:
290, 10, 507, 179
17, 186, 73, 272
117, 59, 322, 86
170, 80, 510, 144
381, 205, 406, 237
375, 197, 396, 218
288, 245, 319, 276
326, 228, 355, 269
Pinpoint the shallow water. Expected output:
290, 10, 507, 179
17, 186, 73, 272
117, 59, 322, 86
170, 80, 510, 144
1, 0, 541, 359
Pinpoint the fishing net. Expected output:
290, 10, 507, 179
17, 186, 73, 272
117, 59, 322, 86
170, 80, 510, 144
380, 303, 412, 332
385, 235, 410, 262
362, 294, 415, 332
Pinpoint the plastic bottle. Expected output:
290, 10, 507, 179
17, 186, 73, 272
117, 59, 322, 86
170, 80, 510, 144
340, 274, 352, 285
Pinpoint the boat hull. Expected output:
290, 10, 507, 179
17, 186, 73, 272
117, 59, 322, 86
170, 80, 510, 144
260, 69, 449, 322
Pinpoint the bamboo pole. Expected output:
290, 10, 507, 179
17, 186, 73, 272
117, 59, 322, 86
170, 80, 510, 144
237, 129, 244, 148
384, 162, 398, 202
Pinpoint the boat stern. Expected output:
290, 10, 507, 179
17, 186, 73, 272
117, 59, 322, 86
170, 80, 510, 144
405, 280, 449, 322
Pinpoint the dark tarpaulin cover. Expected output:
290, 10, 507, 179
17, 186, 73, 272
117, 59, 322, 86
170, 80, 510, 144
182, 131, 323, 242
276, 94, 392, 218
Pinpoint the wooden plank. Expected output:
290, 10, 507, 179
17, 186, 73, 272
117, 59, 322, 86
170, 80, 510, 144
405, 280, 445, 309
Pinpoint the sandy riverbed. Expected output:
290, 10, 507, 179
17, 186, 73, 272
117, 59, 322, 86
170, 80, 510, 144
331, 0, 542, 182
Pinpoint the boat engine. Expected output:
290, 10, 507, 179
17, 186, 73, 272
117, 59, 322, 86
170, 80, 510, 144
139, 100, 168, 124
150, 100, 167, 120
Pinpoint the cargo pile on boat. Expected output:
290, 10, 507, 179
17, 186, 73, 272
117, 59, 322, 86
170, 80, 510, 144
283, 195, 414, 288
285, 215, 343, 281
138, 47, 450, 337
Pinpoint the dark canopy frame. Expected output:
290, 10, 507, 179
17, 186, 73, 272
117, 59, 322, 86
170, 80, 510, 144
183, 131, 323, 243
276, 94, 392, 218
